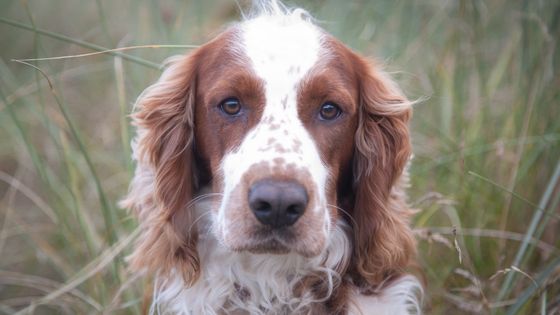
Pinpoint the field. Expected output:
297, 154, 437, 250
0, 0, 559, 314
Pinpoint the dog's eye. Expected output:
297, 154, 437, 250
319, 102, 342, 121
220, 98, 242, 116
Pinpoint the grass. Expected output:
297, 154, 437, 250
0, 0, 558, 314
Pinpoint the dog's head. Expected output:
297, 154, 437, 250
123, 5, 414, 287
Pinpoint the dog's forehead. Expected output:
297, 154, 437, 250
240, 13, 323, 93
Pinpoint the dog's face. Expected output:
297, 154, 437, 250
125, 8, 414, 287
193, 15, 358, 257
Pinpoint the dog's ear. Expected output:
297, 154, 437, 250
351, 56, 416, 286
121, 52, 200, 285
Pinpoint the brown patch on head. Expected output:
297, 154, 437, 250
296, 35, 359, 221
194, 28, 266, 183
297, 34, 416, 287
124, 26, 267, 285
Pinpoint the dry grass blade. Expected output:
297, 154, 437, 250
0, 61, 111, 112
11, 59, 119, 245
13, 227, 140, 315
468, 171, 560, 220
506, 255, 560, 315
0, 171, 57, 223
414, 227, 558, 255
0, 270, 102, 312
103, 272, 143, 314
490, 265, 538, 290
13, 44, 199, 62
497, 160, 560, 302
0, 17, 160, 69
452, 225, 463, 265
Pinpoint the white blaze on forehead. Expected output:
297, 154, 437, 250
241, 10, 322, 92
217, 11, 331, 240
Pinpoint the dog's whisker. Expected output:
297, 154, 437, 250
187, 210, 213, 234
186, 192, 223, 209
327, 203, 358, 228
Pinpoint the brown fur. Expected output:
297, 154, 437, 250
126, 51, 200, 285
350, 53, 416, 288
123, 23, 417, 312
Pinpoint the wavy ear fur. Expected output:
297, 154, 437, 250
121, 52, 200, 285
352, 56, 416, 287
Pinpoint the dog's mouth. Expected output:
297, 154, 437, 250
229, 227, 322, 257
246, 239, 290, 255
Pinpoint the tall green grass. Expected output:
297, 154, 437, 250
0, 0, 558, 314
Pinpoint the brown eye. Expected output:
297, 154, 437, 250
220, 98, 242, 116
319, 102, 342, 120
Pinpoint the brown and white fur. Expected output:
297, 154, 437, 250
122, 2, 422, 314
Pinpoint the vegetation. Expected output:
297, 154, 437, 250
0, 0, 558, 314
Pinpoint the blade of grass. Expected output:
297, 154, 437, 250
496, 159, 560, 303
0, 87, 50, 190
468, 171, 560, 220
498, 59, 542, 251
0, 62, 78, 263
413, 134, 560, 174
540, 290, 547, 315
21, 0, 61, 165
0, 167, 19, 258
114, 39, 133, 175
59, 131, 101, 255
0, 171, 57, 223
0, 17, 161, 69
13, 227, 140, 315
526, 182, 560, 263
13, 44, 198, 63
414, 227, 557, 255
0, 305, 16, 314
0, 61, 112, 112
9, 214, 74, 276
21, 4, 109, 267
0, 270, 102, 312
94, 0, 114, 46
12, 59, 119, 246
505, 254, 560, 315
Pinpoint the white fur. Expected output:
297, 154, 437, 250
217, 7, 331, 247
348, 275, 423, 315
347, 275, 423, 315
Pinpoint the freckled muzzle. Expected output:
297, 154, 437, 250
217, 158, 328, 257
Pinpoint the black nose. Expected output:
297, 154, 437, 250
248, 180, 308, 228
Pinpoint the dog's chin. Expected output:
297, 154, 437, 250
246, 239, 291, 255
223, 231, 324, 258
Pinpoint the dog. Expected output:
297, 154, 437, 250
122, 1, 422, 314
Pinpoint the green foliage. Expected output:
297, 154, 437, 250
0, 0, 558, 314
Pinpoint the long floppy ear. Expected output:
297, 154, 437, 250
121, 52, 200, 285
351, 56, 416, 287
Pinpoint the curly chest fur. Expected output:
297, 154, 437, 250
153, 229, 350, 315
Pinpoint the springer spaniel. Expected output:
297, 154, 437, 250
122, 2, 422, 314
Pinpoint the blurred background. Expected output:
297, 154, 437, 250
0, 0, 559, 314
